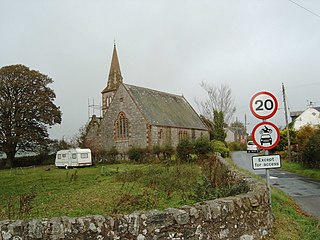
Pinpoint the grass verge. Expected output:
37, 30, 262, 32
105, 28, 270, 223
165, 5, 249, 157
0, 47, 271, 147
281, 160, 320, 180
269, 187, 320, 240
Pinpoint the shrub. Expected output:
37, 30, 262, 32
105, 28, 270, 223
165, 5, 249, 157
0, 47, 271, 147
296, 125, 317, 153
152, 145, 162, 159
91, 148, 107, 163
194, 135, 213, 159
10, 154, 54, 168
176, 138, 194, 162
210, 140, 229, 157
194, 156, 249, 201
127, 147, 148, 162
163, 144, 174, 160
302, 129, 320, 168
194, 176, 249, 202
273, 127, 297, 153
106, 146, 119, 163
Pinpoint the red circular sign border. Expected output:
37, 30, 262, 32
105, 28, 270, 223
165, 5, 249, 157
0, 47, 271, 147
250, 91, 278, 119
251, 121, 280, 150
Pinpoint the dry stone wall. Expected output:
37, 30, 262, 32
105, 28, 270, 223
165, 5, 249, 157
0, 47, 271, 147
0, 157, 273, 239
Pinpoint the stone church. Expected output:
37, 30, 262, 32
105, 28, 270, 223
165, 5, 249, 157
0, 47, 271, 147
85, 44, 208, 154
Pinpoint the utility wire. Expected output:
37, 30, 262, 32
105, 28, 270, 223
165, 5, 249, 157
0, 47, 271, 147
285, 81, 320, 89
288, 0, 320, 19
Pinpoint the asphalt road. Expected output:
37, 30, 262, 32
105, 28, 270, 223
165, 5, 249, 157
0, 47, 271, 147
231, 151, 320, 219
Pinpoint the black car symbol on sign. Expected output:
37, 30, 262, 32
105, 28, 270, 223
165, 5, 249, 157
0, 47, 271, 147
260, 133, 272, 145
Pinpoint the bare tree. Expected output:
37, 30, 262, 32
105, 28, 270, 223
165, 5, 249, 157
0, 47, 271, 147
196, 82, 236, 124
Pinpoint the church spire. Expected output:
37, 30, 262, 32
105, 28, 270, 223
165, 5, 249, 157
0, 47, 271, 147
102, 42, 123, 93
101, 43, 123, 115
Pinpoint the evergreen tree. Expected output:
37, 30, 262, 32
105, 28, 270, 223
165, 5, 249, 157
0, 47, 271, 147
212, 110, 226, 142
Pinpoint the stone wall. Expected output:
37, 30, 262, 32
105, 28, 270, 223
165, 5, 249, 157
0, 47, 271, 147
0, 158, 273, 239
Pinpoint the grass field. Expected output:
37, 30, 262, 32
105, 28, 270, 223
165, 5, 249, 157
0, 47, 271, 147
0, 163, 206, 220
1, 160, 247, 221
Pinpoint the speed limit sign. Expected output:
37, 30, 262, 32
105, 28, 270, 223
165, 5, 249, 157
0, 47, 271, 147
250, 91, 278, 119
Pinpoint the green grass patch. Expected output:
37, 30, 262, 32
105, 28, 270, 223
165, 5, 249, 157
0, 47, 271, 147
269, 187, 320, 240
281, 160, 320, 180
0, 161, 248, 220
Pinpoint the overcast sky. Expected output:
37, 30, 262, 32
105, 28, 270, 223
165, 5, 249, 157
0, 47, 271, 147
1, 0, 320, 140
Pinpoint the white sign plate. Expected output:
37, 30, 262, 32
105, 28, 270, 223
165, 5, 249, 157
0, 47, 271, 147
250, 91, 278, 119
252, 155, 281, 170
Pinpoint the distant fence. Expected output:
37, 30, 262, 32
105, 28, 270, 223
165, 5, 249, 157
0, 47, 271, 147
0, 157, 273, 239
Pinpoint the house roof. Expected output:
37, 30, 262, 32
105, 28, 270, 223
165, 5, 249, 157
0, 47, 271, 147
290, 111, 303, 118
124, 84, 208, 130
226, 127, 245, 135
290, 107, 320, 117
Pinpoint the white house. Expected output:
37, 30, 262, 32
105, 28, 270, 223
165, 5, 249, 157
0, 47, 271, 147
292, 107, 320, 130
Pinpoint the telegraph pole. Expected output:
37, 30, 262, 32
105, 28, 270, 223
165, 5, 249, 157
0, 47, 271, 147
282, 83, 292, 161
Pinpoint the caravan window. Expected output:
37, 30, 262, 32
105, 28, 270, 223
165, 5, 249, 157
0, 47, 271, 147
62, 154, 66, 158
72, 154, 77, 159
57, 154, 61, 159
81, 153, 88, 159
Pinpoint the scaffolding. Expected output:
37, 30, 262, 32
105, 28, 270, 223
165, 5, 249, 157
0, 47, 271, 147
88, 98, 102, 120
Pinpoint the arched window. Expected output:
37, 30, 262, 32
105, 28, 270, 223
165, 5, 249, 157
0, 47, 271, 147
115, 112, 129, 140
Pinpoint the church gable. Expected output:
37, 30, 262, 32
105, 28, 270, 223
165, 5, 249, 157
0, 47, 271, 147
100, 84, 149, 152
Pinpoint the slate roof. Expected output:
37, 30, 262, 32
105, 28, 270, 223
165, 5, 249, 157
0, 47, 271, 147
125, 84, 208, 130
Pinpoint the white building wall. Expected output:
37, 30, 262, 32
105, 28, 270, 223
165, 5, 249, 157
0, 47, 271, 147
293, 107, 320, 130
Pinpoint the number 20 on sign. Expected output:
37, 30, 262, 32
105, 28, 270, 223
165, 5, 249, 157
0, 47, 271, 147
249, 91, 278, 119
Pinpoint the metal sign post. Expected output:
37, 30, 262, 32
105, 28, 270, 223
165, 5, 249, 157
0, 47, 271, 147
265, 150, 271, 205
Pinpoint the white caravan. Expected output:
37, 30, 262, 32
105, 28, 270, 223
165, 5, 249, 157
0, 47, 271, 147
55, 148, 92, 168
